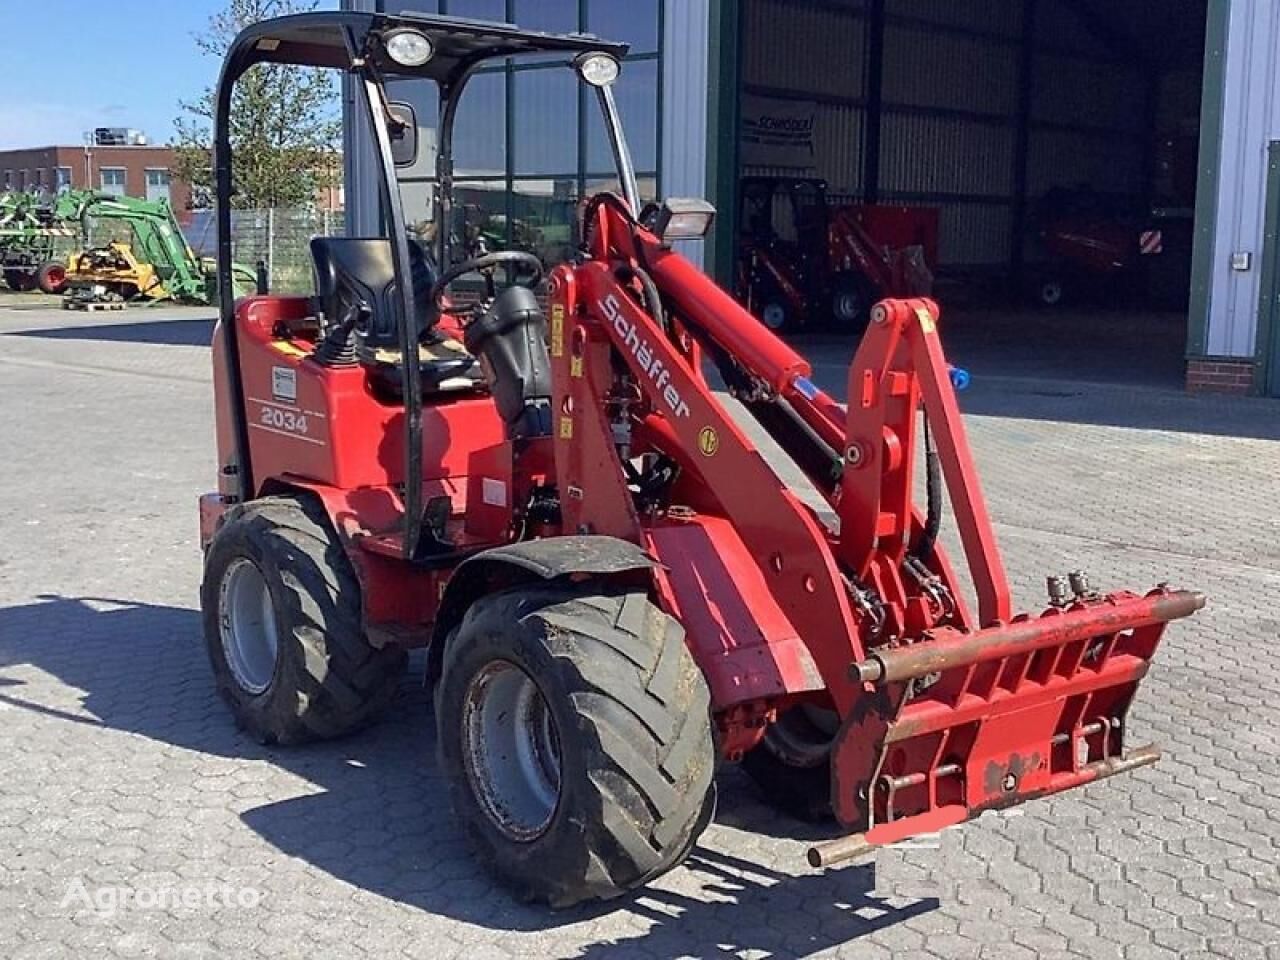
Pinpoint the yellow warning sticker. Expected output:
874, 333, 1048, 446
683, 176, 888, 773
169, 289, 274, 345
915, 306, 936, 334
559, 416, 574, 440
697, 426, 720, 457
270, 340, 309, 359
570, 355, 583, 378
551, 304, 565, 357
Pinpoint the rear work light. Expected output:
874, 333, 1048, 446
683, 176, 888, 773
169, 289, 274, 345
652, 198, 717, 242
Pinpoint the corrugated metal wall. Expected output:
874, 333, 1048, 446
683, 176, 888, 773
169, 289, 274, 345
880, 7, 1021, 268
662, 0, 711, 268
739, 0, 1150, 270
741, 0, 867, 195
1027, 53, 1148, 199
1203, 0, 1280, 359
742, 0, 868, 98
1032, 0, 1104, 55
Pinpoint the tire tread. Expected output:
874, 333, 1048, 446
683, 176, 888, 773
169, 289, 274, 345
437, 585, 715, 906
202, 495, 405, 745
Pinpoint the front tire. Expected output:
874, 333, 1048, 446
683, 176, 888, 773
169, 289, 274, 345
436, 586, 716, 907
200, 495, 406, 744
741, 704, 839, 822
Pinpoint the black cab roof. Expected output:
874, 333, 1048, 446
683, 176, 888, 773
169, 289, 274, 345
224, 10, 629, 86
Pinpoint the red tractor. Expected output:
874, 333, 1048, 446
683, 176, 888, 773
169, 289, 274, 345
200, 12, 1202, 908
736, 176, 935, 333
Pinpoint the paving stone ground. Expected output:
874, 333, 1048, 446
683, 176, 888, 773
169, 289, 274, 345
1, 297, 1278, 959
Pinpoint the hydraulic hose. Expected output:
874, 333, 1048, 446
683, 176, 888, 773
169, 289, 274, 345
632, 240, 846, 504
630, 264, 668, 337
914, 416, 942, 563
581, 191, 637, 253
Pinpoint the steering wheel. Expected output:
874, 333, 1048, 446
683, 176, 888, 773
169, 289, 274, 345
430, 250, 544, 317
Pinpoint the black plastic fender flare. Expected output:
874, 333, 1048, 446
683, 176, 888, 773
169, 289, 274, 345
426, 535, 658, 687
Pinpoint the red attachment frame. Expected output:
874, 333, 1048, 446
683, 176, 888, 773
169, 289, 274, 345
839, 299, 1010, 629
830, 587, 1203, 847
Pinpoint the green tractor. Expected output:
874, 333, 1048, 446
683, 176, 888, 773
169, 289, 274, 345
1, 190, 253, 302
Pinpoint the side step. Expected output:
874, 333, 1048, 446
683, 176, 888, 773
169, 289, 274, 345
821, 587, 1203, 862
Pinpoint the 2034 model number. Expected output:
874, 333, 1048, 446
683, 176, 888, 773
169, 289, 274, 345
260, 405, 309, 435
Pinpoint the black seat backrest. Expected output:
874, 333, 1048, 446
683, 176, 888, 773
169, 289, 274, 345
310, 237, 397, 347
310, 237, 440, 349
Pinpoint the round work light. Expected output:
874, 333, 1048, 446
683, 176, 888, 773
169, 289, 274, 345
574, 52, 620, 87
385, 29, 434, 68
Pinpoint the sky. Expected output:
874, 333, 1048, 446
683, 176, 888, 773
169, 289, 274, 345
0, 0, 334, 150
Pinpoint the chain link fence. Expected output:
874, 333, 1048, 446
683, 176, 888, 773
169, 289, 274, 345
185, 208, 346, 295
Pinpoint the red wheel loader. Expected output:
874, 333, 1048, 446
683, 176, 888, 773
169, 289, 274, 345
199, 12, 1202, 908
736, 176, 935, 333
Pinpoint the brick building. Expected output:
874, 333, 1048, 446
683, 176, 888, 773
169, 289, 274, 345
0, 144, 191, 211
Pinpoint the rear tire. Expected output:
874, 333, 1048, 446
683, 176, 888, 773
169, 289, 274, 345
741, 704, 838, 822
435, 586, 716, 907
829, 271, 872, 332
36, 262, 67, 295
759, 299, 792, 333
1038, 277, 1065, 307
200, 495, 406, 744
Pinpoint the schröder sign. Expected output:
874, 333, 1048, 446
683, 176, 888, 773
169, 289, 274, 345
741, 93, 817, 168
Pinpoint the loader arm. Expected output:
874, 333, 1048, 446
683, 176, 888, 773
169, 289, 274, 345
554, 196, 1202, 862
549, 251, 867, 718
79, 195, 212, 302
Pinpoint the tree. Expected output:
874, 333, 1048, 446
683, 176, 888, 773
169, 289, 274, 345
173, 0, 341, 209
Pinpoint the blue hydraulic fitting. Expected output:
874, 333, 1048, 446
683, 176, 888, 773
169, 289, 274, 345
949, 366, 971, 391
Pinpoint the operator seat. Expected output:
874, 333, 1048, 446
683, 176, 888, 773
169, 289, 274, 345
309, 237, 481, 396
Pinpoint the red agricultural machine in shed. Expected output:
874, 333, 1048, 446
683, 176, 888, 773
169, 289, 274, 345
199, 11, 1202, 907
736, 176, 936, 333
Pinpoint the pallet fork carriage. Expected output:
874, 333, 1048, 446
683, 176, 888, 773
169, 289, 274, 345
198, 11, 1202, 906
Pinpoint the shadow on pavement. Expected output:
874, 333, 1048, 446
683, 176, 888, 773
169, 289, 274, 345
951, 380, 1280, 441
939, 305, 1189, 390
0, 595, 935, 956
566, 847, 935, 959
6, 317, 215, 347
788, 315, 1280, 441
